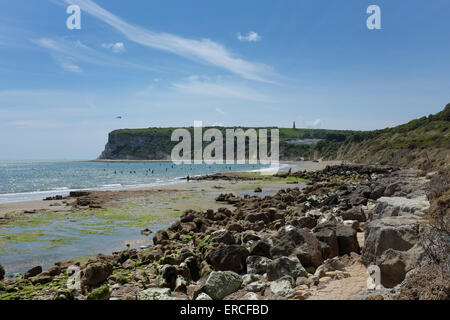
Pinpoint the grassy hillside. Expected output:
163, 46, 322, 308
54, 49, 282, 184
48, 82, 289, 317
332, 104, 450, 169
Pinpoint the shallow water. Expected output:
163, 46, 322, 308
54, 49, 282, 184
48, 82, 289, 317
0, 211, 172, 277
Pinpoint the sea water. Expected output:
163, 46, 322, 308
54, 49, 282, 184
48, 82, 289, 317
0, 160, 272, 203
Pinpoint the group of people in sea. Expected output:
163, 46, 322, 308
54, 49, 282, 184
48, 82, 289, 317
106, 164, 244, 177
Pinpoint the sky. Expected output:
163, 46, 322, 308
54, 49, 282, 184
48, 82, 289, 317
0, 0, 449, 160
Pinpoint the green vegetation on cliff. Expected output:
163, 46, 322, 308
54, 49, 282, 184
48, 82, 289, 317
99, 126, 353, 160
99, 104, 449, 169
334, 104, 450, 168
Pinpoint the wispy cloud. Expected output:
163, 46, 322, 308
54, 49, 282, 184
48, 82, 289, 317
8, 120, 63, 129
237, 31, 262, 42
101, 42, 125, 53
215, 107, 225, 115
33, 37, 153, 72
61, 0, 274, 82
172, 76, 273, 102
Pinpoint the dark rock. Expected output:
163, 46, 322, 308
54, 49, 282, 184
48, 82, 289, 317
313, 226, 339, 259
336, 225, 360, 255
24, 266, 42, 279
249, 239, 272, 258
207, 245, 249, 273
210, 229, 235, 245
291, 216, 317, 229
254, 187, 262, 193
246, 256, 271, 274
30, 272, 52, 284
341, 206, 366, 222
81, 262, 113, 288
48, 266, 61, 277
370, 186, 386, 200
153, 230, 169, 245
266, 256, 308, 281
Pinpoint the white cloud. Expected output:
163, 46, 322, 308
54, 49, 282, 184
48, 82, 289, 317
9, 120, 63, 128
237, 31, 262, 42
215, 107, 225, 115
101, 42, 125, 53
172, 76, 273, 102
307, 119, 323, 129
61, 0, 273, 82
34, 37, 153, 72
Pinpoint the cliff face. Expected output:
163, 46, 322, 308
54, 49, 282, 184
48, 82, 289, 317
98, 127, 353, 161
99, 105, 449, 169
99, 129, 175, 160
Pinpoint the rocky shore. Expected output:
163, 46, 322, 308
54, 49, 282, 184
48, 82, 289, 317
0, 164, 447, 300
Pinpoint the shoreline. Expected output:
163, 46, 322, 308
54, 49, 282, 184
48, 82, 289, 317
0, 161, 340, 208
0, 163, 438, 301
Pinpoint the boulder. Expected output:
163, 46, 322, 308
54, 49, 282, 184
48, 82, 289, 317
362, 216, 421, 266
341, 206, 366, 222
291, 216, 317, 229
249, 239, 272, 258
269, 278, 294, 298
336, 225, 360, 255
207, 245, 249, 273
81, 262, 113, 288
293, 231, 323, 268
24, 266, 42, 279
313, 226, 339, 259
48, 266, 61, 277
372, 196, 430, 220
30, 272, 52, 284
270, 226, 316, 259
209, 229, 235, 245
266, 256, 307, 281
246, 256, 271, 275
203, 271, 242, 300
122, 259, 136, 269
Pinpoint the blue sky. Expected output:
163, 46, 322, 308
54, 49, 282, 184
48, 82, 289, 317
0, 0, 449, 159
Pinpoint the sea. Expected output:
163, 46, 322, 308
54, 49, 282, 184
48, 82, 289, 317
0, 160, 277, 204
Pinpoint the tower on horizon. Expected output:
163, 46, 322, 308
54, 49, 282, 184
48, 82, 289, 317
293, 121, 296, 129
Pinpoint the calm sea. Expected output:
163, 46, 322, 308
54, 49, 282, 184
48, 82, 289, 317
0, 160, 274, 203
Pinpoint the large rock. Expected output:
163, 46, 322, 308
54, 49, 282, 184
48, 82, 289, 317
341, 206, 366, 222
81, 262, 113, 287
313, 226, 339, 259
371, 196, 430, 220
336, 225, 360, 255
269, 279, 293, 298
207, 245, 249, 273
270, 227, 322, 268
210, 229, 235, 245
362, 216, 421, 266
246, 256, 271, 275
249, 239, 272, 258
24, 266, 42, 279
203, 271, 242, 300
378, 244, 424, 288
266, 256, 307, 281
